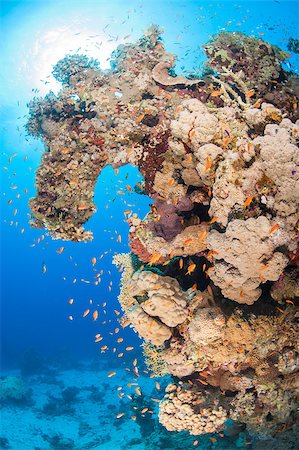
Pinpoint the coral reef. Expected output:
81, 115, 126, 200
27, 26, 299, 439
0, 376, 31, 403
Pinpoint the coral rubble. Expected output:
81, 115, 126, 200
27, 26, 299, 439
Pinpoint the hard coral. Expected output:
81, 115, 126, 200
208, 216, 289, 304
28, 26, 299, 438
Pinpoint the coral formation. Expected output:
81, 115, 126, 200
0, 376, 29, 402
27, 26, 299, 439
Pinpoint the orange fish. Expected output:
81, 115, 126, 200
135, 388, 142, 396
155, 382, 160, 390
245, 90, 255, 98
83, 309, 90, 317
285, 299, 294, 305
210, 437, 217, 443
93, 310, 99, 321
78, 204, 90, 211
92, 257, 97, 266
126, 346, 134, 351
269, 223, 279, 234
108, 371, 116, 377
136, 113, 145, 123
209, 216, 218, 225
116, 413, 124, 418
210, 90, 222, 97
148, 253, 162, 265
179, 258, 184, 269
141, 408, 148, 414
68, 298, 74, 305
205, 156, 212, 171
243, 195, 253, 208
186, 263, 196, 275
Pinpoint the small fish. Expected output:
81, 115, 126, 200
135, 388, 142, 396
205, 156, 212, 171
179, 258, 184, 269
259, 265, 269, 270
108, 371, 116, 377
117, 338, 124, 343
245, 90, 255, 98
210, 90, 222, 97
57, 247, 64, 254
198, 379, 208, 385
209, 437, 217, 443
136, 113, 145, 123
126, 346, 134, 351
269, 223, 279, 234
93, 310, 99, 321
68, 315, 73, 321
193, 440, 199, 446
42, 263, 47, 273
68, 298, 74, 305
78, 204, 90, 210
126, 184, 133, 192
285, 299, 294, 305
116, 413, 124, 418
148, 253, 162, 265
270, 113, 281, 121
209, 216, 218, 224
186, 263, 196, 275
92, 257, 97, 266
155, 382, 160, 390
243, 195, 254, 208
141, 408, 148, 414
83, 309, 90, 317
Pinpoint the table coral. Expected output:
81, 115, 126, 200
27, 26, 299, 439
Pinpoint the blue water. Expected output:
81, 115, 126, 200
1, 1, 298, 449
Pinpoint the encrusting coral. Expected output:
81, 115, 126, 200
27, 26, 298, 439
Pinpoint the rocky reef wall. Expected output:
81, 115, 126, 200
26, 26, 299, 439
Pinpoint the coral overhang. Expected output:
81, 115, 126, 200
27, 26, 299, 438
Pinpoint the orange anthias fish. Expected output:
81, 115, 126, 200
148, 253, 162, 265
186, 263, 196, 275
83, 309, 90, 317
205, 156, 212, 171
243, 195, 254, 209
93, 310, 99, 321
108, 371, 116, 378
269, 223, 279, 234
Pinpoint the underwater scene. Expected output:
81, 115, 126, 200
1, 0, 298, 449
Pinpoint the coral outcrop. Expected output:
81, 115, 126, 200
27, 26, 299, 439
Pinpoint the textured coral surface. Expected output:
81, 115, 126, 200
27, 27, 299, 439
